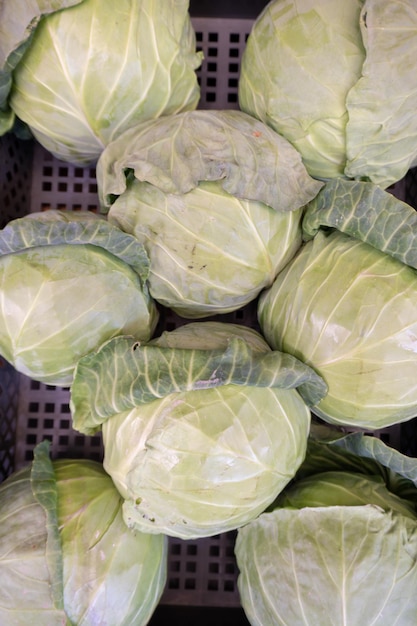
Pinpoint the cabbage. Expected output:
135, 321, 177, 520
1, 0, 202, 164
0, 441, 167, 625
0, 210, 158, 385
238, 0, 417, 188
97, 109, 323, 317
258, 178, 417, 429
70, 321, 327, 539
235, 430, 417, 626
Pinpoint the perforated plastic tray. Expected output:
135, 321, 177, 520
1, 14, 417, 612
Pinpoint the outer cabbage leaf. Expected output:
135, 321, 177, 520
345, 0, 417, 187
97, 109, 323, 212
8, 0, 202, 164
0, 211, 158, 385
303, 178, 417, 270
70, 329, 327, 434
235, 506, 417, 626
0, 463, 68, 625
258, 228, 417, 429
238, 0, 366, 180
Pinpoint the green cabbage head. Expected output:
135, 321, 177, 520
70, 321, 327, 539
0, 210, 158, 385
235, 431, 417, 626
98, 110, 323, 318
0, 441, 167, 626
1, 0, 202, 164
259, 179, 417, 429
239, 0, 417, 187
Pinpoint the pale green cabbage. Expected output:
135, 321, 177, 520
239, 0, 417, 187
0, 441, 167, 626
0, 210, 158, 385
259, 179, 417, 429
70, 321, 327, 539
235, 431, 417, 626
97, 109, 323, 317
1, 0, 202, 163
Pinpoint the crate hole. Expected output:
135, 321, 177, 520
209, 545, 220, 557
227, 93, 238, 103
42, 181, 52, 191
209, 562, 219, 574
73, 183, 83, 193
30, 380, 41, 390
185, 578, 196, 590
195, 31, 203, 42
75, 435, 84, 446
229, 48, 239, 58
58, 167, 68, 177
72, 204, 82, 211
208, 47, 218, 57
57, 203, 67, 210
186, 544, 197, 556
60, 419, 70, 429
43, 418, 54, 428
44, 403, 55, 413
28, 418, 38, 428
230, 33, 240, 43
207, 579, 219, 591
88, 183, 97, 193
225, 562, 235, 574
58, 182, 68, 192
46, 385, 56, 391
170, 543, 182, 555
59, 435, 69, 446
206, 92, 216, 102
43, 166, 53, 176
26, 433, 37, 444
228, 77, 238, 88
186, 561, 197, 573
60, 403, 70, 414
206, 77, 216, 87
224, 580, 235, 592
74, 168, 84, 178
168, 578, 180, 589
228, 63, 239, 73
169, 560, 180, 572
89, 168, 96, 178
207, 62, 217, 72
29, 402, 39, 413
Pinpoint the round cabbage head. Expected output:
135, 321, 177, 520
1, 0, 202, 163
0, 210, 158, 385
70, 321, 328, 539
0, 442, 167, 626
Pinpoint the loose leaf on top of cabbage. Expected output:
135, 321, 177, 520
70, 334, 327, 435
0, 209, 150, 281
345, 0, 417, 187
97, 109, 323, 213
30, 441, 65, 614
0, 0, 84, 133
302, 178, 417, 269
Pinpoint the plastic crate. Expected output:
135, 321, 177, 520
1, 14, 417, 620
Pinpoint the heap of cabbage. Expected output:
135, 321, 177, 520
239, 0, 417, 188
235, 428, 417, 625
0, 0, 203, 164
0, 441, 167, 625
